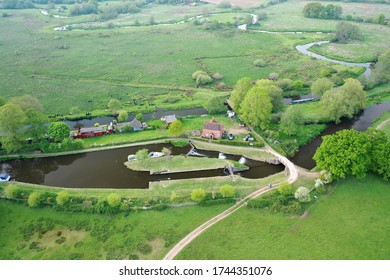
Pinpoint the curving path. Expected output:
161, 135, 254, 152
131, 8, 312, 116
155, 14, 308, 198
163, 184, 281, 260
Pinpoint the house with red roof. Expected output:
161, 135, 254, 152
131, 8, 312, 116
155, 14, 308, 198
201, 118, 224, 139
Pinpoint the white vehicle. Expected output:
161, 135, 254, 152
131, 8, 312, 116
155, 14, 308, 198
0, 173, 11, 182
148, 152, 164, 158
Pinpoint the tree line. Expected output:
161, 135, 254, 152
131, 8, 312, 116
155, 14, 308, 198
302, 2, 343, 20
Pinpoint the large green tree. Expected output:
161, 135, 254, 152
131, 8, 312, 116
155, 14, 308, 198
313, 129, 371, 179
371, 49, 390, 84
205, 96, 226, 114
25, 109, 48, 142
256, 79, 284, 113
230, 77, 252, 113
240, 85, 272, 130
280, 106, 305, 135
48, 122, 70, 142
0, 103, 27, 153
366, 129, 390, 180
335, 22, 361, 42
340, 78, 366, 118
320, 78, 366, 123
311, 77, 334, 96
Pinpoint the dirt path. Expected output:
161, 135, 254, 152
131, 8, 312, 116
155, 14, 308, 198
376, 118, 390, 130
163, 184, 280, 260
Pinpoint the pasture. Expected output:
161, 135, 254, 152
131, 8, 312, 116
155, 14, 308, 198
176, 174, 390, 259
0, 5, 356, 115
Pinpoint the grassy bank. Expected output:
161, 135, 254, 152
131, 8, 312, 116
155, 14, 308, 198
3, 172, 286, 201
0, 200, 230, 260
176, 174, 390, 259
125, 155, 247, 174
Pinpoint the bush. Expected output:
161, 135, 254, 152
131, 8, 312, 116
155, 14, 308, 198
107, 193, 121, 208
278, 182, 294, 196
269, 72, 279, 80
281, 201, 302, 215
247, 198, 271, 209
4, 185, 18, 199
28, 192, 43, 208
253, 59, 266, 67
212, 73, 223, 80
219, 184, 235, 198
192, 70, 207, 80
295, 187, 311, 202
56, 191, 71, 206
191, 188, 206, 202
118, 110, 128, 123
199, 198, 235, 206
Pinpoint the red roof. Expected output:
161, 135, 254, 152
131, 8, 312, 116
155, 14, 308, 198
203, 118, 223, 131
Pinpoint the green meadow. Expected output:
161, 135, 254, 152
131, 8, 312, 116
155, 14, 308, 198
0, 5, 352, 115
176, 174, 390, 260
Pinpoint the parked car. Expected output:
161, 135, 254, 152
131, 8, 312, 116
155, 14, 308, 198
0, 173, 11, 182
228, 133, 234, 140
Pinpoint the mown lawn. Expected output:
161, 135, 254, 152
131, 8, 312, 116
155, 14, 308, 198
0, 200, 231, 260
176, 174, 390, 259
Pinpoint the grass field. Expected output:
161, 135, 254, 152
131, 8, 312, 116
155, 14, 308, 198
0, 7, 348, 115
0, 200, 232, 260
176, 174, 390, 259
256, 0, 390, 62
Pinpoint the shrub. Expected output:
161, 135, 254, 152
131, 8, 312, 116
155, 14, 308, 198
219, 184, 235, 198
191, 188, 206, 202
278, 182, 294, 196
107, 193, 121, 208
196, 74, 212, 86
269, 72, 279, 80
253, 59, 266, 67
247, 198, 270, 208
28, 192, 43, 208
4, 185, 18, 199
212, 73, 223, 80
192, 70, 207, 80
118, 110, 128, 123
56, 191, 71, 206
199, 198, 235, 206
294, 187, 311, 202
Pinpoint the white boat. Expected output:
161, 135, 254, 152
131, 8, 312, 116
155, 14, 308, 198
218, 152, 227, 160
0, 173, 11, 182
127, 155, 137, 161
148, 152, 164, 158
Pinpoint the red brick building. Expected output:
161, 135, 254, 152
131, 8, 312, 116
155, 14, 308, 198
201, 118, 224, 139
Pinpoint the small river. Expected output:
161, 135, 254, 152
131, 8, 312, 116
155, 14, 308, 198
1, 143, 284, 189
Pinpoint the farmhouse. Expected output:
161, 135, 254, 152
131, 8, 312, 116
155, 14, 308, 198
201, 118, 224, 139
161, 114, 177, 125
73, 125, 112, 139
117, 118, 143, 132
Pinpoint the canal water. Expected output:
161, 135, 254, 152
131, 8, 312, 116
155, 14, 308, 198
1, 143, 284, 189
